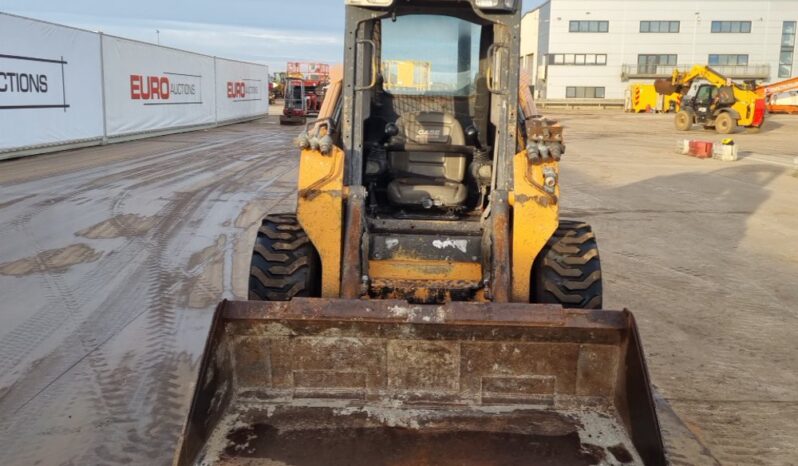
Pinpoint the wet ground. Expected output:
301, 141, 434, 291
0, 116, 303, 465
0, 111, 797, 465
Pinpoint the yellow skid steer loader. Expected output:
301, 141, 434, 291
173, 1, 666, 464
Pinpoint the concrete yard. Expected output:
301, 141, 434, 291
0, 111, 797, 465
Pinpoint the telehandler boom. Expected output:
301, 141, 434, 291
756, 76, 798, 114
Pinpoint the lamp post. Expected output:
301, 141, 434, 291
691, 12, 699, 66
156, 29, 160, 45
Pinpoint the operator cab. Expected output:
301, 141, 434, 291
683, 81, 737, 125
694, 84, 718, 105
689, 83, 719, 117
351, 9, 504, 219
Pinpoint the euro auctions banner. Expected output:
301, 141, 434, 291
102, 35, 215, 136
0, 13, 104, 151
215, 58, 268, 122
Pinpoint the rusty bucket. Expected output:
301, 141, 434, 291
173, 299, 665, 465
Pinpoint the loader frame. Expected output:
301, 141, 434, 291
172, 2, 668, 464
298, 0, 561, 304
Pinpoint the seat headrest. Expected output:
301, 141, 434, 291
394, 112, 465, 145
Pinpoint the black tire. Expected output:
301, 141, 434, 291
714, 112, 736, 134
531, 220, 602, 309
674, 110, 694, 131
279, 115, 306, 126
249, 213, 321, 301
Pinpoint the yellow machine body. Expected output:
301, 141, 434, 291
173, 3, 666, 465
628, 83, 680, 113
298, 78, 561, 303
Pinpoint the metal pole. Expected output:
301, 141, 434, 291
213, 57, 218, 125
457, 20, 472, 92
99, 32, 108, 144
691, 13, 699, 66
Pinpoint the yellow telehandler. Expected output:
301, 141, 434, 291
173, 1, 666, 464
655, 65, 766, 134
382, 59, 432, 92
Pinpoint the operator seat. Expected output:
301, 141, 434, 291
386, 111, 468, 207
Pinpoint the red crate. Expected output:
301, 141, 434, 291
688, 140, 713, 158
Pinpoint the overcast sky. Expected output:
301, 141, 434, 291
0, 0, 545, 72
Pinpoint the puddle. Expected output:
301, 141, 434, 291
76, 214, 159, 239
0, 244, 102, 276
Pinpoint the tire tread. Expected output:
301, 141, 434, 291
531, 220, 603, 309
249, 213, 321, 301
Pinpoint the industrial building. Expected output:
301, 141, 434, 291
521, 0, 798, 100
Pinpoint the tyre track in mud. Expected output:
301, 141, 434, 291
3, 136, 299, 464
10, 142, 296, 418
0, 135, 280, 397
109, 139, 298, 463
0, 120, 302, 465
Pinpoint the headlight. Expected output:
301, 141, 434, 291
345, 0, 394, 7
474, 0, 517, 11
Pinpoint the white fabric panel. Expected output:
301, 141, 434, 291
102, 35, 216, 136
0, 13, 104, 151
215, 58, 269, 122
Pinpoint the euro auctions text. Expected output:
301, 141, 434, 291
130, 74, 198, 100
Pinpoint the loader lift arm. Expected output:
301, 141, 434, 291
656, 65, 734, 94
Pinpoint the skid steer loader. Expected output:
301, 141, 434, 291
174, 1, 666, 464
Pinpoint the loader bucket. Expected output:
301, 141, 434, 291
654, 79, 679, 96
174, 299, 666, 466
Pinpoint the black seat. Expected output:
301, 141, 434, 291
386, 111, 468, 207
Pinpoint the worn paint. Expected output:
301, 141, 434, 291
297, 145, 345, 297
432, 238, 468, 253
340, 187, 366, 299
369, 278, 485, 304
511, 151, 560, 302
490, 190, 512, 303
368, 259, 482, 282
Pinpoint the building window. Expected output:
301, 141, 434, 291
637, 54, 677, 73
711, 21, 751, 33
640, 21, 680, 33
708, 54, 749, 66
522, 53, 535, 75
569, 20, 609, 33
781, 21, 796, 78
548, 53, 607, 65
566, 86, 605, 98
